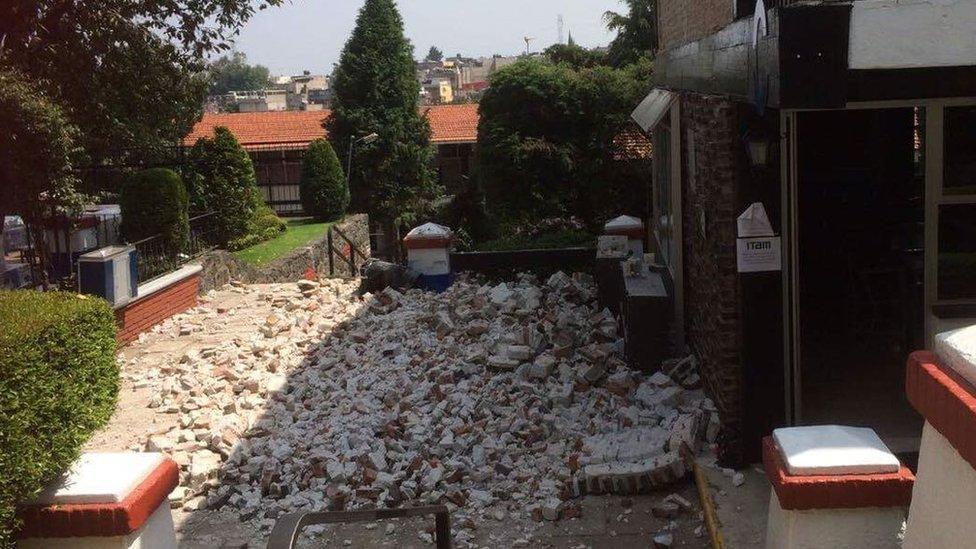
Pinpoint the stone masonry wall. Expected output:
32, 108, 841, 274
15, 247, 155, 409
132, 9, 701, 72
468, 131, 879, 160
198, 214, 370, 294
657, 0, 734, 52
679, 93, 745, 463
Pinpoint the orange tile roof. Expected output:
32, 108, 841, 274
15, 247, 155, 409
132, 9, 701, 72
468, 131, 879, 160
420, 104, 480, 144
184, 104, 480, 151
612, 123, 653, 161
184, 110, 330, 150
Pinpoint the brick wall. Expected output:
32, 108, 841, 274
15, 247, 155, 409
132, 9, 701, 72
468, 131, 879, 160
678, 93, 745, 463
115, 273, 200, 344
657, 0, 734, 51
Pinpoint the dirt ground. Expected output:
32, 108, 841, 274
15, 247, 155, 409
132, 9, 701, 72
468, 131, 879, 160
85, 283, 769, 548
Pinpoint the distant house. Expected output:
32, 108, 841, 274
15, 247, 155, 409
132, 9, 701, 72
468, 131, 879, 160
185, 103, 651, 216
184, 104, 480, 215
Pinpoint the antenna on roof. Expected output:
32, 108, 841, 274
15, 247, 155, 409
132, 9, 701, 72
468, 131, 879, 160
523, 36, 535, 56
557, 15, 565, 45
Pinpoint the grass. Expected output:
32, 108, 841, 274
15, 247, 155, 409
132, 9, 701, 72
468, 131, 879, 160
234, 218, 334, 266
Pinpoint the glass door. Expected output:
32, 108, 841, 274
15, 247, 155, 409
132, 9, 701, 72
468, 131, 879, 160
926, 103, 976, 340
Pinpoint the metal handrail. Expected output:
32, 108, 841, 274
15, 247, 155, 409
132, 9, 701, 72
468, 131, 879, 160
266, 505, 451, 549
327, 224, 370, 277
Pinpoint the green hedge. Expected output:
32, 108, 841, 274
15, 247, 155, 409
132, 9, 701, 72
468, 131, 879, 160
119, 168, 190, 253
0, 291, 119, 546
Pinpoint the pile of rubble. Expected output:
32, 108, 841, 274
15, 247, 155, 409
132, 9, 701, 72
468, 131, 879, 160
127, 272, 720, 540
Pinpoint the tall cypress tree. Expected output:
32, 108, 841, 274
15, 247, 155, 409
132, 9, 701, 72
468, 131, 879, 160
327, 0, 439, 236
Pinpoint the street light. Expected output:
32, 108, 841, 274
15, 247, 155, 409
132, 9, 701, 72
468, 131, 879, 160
346, 133, 380, 186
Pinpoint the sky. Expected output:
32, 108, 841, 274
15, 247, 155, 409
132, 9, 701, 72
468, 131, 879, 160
232, 0, 624, 76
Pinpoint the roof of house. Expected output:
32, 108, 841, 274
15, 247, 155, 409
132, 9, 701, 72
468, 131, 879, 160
184, 103, 481, 151
184, 103, 651, 160
612, 123, 654, 161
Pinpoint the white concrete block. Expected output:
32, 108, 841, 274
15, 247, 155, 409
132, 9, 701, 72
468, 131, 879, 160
934, 324, 976, 390
773, 426, 900, 476
32, 453, 166, 505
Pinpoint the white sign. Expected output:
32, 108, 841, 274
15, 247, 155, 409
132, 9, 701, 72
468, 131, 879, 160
737, 236, 782, 273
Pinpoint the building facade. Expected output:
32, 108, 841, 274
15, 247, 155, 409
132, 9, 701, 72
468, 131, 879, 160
185, 105, 482, 215
635, 0, 976, 464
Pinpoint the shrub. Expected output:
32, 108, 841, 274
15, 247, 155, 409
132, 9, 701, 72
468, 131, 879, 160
186, 127, 262, 247
0, 291, 119, 546
300, 139, 349, 221
228, 200, 287, 251
119, 168, 189, 252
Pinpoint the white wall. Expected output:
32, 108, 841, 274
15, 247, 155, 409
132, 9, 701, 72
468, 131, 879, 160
903, 422, 976, 549
849, 0, 976, 70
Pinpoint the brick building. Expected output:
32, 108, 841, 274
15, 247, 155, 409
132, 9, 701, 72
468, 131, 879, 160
185, 104, 481, 215
634, 0, 976, 463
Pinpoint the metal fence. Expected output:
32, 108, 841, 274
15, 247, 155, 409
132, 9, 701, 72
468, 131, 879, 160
132, 213, 219, 283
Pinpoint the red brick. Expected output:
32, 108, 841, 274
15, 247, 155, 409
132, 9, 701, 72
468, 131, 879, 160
762, 437, 915, 510
17, 459, 179, 538
906, 351, 976, 471
115, 273, 200, 344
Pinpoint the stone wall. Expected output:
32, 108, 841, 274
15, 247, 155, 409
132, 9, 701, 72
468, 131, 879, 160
657, 0, 734, 51
198, 214, 370, 293
678, 93, 745, 462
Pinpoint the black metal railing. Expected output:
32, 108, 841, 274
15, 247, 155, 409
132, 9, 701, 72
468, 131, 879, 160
133, 212, 218, 283
266, 505, 451, 549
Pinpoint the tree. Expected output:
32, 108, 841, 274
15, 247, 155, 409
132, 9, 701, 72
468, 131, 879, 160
0, 68, 83, 285
119, 169, 190, 254
604, 0, 658, 66
0, 0, 281, 164
300, 139, 349, 221
186, 127, 264, 247
426, 46, 444, 63
476, 59, 650, 232
208, 52, 271, 95
544, 43, 607, 69
327, 0, 440, 252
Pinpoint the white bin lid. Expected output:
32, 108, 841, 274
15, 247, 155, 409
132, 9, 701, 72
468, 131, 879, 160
406, 223, 452, 239
32, 453, 166, 505
773, 425, 900, 476
935, 324, 976, 389
604, 215, 644, 232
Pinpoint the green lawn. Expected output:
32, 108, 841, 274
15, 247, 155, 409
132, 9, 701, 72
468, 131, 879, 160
234, 218, 334, 266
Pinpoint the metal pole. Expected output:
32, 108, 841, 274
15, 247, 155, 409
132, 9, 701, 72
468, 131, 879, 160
346, 138, 356, 188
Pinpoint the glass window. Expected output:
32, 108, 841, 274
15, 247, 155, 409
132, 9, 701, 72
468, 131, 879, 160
945, 106, 976, 195
938, 204, 976, 300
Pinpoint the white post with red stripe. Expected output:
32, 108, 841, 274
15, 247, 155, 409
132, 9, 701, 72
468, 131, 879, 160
903, 326, 976, 549
762, 426, 914, 549
604, 215, 645, 258
404, 223, 453, 293
17, 453, 179, 549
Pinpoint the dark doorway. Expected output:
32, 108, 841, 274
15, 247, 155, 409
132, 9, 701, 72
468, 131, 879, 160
796, 108, 925, 454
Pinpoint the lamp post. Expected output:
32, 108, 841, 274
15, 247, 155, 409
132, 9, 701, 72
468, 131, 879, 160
346, 132, 379, 187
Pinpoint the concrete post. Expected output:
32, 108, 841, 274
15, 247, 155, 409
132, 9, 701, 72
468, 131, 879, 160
604, 215, 645, 259
404, 223, 453, 293
17, 453, 180, 549
762, 426, 914, 549
903, 327, 976, 548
